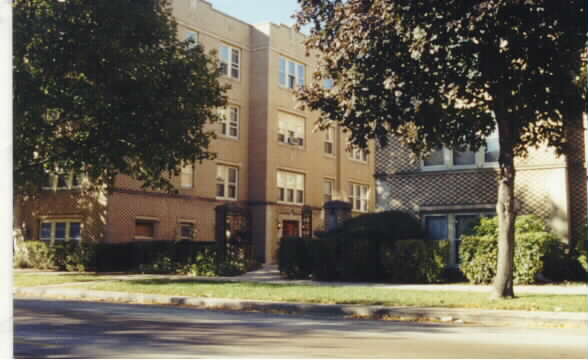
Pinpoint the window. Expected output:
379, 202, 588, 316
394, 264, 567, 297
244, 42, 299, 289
219, 105, 239, 139
180, 163, 194, 189
484, 129, 500, 163
424, 213, 491, 266
279, 57, 305, 89
324, 127, 335, 155
324, 179, 334, 203
135, 220, 155, 239
216, 165, 238, 200
350, 147, 368, 162
39, 220, 82, 243
423, 147, 445, 167
277, 171, 304, 205
219, 45, 240, 79
179, 222, 195, 241
43, 171, 84, 190
323, 78, 334, 89
349, 183, 369, 212
422, 147, 477, 170
277, 112, 305, 147
185, 31, 198, 48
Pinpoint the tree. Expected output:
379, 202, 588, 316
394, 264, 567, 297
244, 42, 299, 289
14, 0, 227, 194
294, 0, 586, 298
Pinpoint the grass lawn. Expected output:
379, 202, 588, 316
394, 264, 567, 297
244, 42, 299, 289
69, 278, 587, 313
13, 273, 113, 287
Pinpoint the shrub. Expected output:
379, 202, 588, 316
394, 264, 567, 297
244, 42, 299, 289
383, 239, 448, 283
330, 210, 423, 241
14, 241, 58, 270
14, 240, 97, 271
278, 236, 313, 279
339, 234, 382, 281
310, 238, 338, 281
459, 215, 562, 284
139, 255, 177, 274
180, 248, 217, 277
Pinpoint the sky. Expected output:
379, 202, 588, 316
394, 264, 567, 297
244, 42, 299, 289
207, 0, 301, 26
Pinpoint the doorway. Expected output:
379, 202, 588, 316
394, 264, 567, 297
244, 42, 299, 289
282, 220, 300, 237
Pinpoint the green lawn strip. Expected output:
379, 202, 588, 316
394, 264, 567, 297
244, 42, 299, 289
71, 278, 587, 312
13, 273, 113, 288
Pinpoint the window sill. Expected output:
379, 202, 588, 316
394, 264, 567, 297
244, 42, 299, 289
323, 153, 336, 159
277, 142, 306, 151
277, 201, 304, 206
221, 75, 241, 83
216, 197, 237, 202
218, 134, 240, 142
348, 158, 368, 165
134, 236, 154, 241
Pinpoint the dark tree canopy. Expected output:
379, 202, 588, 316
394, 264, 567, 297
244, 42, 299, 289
295, 0, 586, 298
14, 0, 228, 194
295, 0, 585, 156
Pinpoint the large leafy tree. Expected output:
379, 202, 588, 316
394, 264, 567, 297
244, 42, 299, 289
14, 0, 227, 194
295, 0, 586, 298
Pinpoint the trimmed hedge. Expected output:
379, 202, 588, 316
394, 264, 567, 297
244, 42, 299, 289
278, 236, 313, 279
384, 239, 450, 283
459, 215, 579, 284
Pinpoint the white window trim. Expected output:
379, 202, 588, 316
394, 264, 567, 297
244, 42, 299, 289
279, 56, 305, 89
349, 183, 369, 212
219, 105, 240, 139
277, 171, 305, 205
219, 45, 240, 80
278, 113, 305, 148
421, 147, 480, 171
324, 127, 335, 155
423, 212, 495, 267
323, 178, 335, 203
180, 163, 194, 189
43, 172, 85, 191
39, 219, 82, 244
216, 165, 239, 201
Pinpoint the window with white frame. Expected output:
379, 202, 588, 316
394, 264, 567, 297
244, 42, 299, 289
180, 163, 194, 189
216, 165, 238, 200
349, 183, 369, 212
219, 45, 240, 79
39, 220, 81, 242
277, 112, 305, 147
422, 146, 478, 170
185, 31, 198, 48
323, 179, 334, 203
350, 147, 368, 162
484, 129, 500, 163
178, 222, 196, 241
324, 127, 335, 155
424, 213, 492, 266
43, 171, 84, 190
277, 171, 304, 205
279, 56, 305, 89
219, 105, 239, 138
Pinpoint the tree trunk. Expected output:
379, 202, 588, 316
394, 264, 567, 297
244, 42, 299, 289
492, 117, 516, 299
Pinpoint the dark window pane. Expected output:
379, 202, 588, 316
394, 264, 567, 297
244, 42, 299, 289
228, 185, 236, 199
485, 138, 500, 162
57, 175, 68, 188
287, 189, 294, 202
181, 223, 194, 239
69, 223, 81, 240
279, 188, 285, 201
135, 221, 154, 237
55, 222, 66, 240
40, 223, 52, 240
216, 184, 225, 197
424, 148, 444, 166
296, 190, 304, 204
453, 149, 476, 165
425, 216, 448, 240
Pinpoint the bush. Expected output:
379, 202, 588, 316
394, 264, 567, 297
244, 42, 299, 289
180, 248, 217, 277
339, 234, 382, 281
14, 240, 97, 271
310, 238, 338, 281
278, 236, 313, 279
15, 241, 59, 270
330, 210, 423, 241
459, 215, 564, 284
383, 239, 448, 283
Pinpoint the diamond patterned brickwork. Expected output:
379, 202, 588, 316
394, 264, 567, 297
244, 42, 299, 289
377, 167, 577, 244
567, 166, 587, 247
376, 135, 419, 174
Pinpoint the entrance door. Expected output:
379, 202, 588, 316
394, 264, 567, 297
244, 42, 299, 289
282, 220, 300, 237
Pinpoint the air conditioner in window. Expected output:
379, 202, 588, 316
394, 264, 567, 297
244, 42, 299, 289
287, 137, 298, 145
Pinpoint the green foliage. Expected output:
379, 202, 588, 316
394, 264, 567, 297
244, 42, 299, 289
381, 239, 448, 283
339, 235, 382, 281
14, 0, 228, 194
460, 216, 566, 284
139, 256, 176, 274
180, 248, 217, 277
278, 237, 313, 279
310, 238, 338, 281
332, 210, 423, 241
14, 240, 97, 271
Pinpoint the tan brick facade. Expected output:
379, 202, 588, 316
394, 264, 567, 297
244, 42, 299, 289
14, 0, 375, 264
376, 129, 587, 249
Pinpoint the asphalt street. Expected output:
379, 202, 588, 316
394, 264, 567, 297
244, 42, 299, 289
14, 298, 588, 358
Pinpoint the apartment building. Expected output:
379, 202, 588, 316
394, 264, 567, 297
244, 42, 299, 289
375, 123, 587, 266
14, 0, 375, 264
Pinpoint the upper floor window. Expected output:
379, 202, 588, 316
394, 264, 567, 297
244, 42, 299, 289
219, 105, 239, 139
323, 78, 334, 89
278, 112, 305, 147
324, 127, 335, 155
324, 179, 334, 203
277, 171, 305, 205
43, 171, 84, 191
279, 57, 305, 89
484, 129, 499, 163
349, 183, 369, 212
220, 45, 240, 79
216, 165, 238, 200
180, 163, 194, 189
40, 220, 81, 243
185, 31, 198, 48
422, 130, 500, 170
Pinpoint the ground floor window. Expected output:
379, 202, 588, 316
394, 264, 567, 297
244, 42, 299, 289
135, 219, 156, 239
178, 222, 196, 241
424, 212, 493, 266
39, 220, 82, 243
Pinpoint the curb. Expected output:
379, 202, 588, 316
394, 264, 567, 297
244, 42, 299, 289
14, 286, 588, 327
